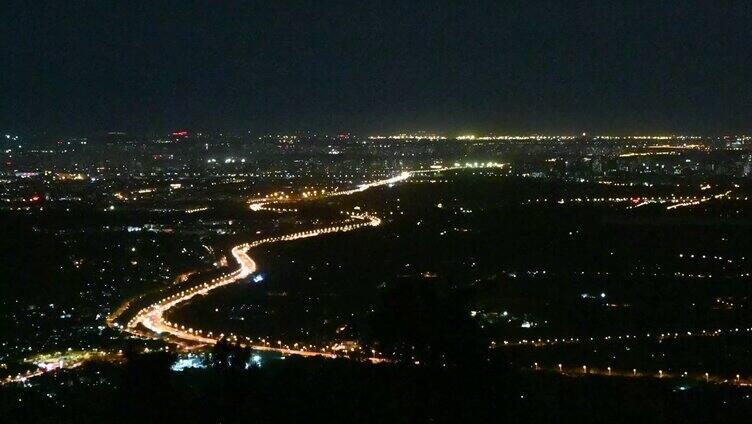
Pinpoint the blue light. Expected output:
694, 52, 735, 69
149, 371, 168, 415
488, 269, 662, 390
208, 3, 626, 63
171, 356, 206, 372
252, 274, 264, 283
246, 354, 262, 369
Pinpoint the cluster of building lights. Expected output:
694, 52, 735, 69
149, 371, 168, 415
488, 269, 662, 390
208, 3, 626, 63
368, 134, 446, 141
456, 135, 579, 141
2, 349, 118, 386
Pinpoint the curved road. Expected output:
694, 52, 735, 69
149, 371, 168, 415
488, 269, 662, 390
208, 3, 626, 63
117, 166, 485, 359
124, 214, 383, 358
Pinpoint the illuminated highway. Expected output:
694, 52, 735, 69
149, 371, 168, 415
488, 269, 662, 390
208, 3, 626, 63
119, 167, 483, 360
125, 213, 381, 359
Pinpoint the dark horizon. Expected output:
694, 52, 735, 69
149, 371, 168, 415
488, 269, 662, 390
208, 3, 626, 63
2, 1, 751, 135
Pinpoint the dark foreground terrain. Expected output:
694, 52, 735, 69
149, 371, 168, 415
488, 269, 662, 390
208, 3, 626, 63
3, 352, 752, 424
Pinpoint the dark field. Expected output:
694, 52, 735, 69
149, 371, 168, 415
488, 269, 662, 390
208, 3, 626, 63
170, 173, 752, 375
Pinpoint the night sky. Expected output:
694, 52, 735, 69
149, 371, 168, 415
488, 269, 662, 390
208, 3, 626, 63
2, 1, 751, 135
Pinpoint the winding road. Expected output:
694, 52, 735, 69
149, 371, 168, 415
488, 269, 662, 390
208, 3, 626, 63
124, 213, 381, 358
113, 165, 495, 359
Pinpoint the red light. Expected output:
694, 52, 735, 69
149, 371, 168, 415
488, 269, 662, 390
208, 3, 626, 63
172, 131, 188, 137
30, 195, 41, 202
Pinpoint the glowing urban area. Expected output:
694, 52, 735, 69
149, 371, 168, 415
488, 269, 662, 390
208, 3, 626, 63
2, 130, 752, 421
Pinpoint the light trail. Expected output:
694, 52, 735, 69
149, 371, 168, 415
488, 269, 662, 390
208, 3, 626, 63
248, 164, 504, 211
248, 171, 412, 210
125, 213, 382, 360
665, 190, 732, 210
120, 167, 484, 359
